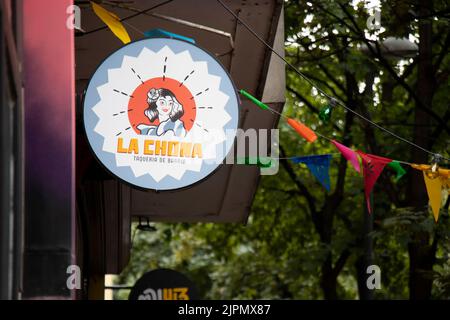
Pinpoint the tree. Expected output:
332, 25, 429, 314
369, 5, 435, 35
115, 0, 450, 300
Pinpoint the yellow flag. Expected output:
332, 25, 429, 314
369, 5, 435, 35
91, 2, 131, 44
423, 172, 443, 222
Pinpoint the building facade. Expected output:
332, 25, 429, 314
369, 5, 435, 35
0, 0, 284, 300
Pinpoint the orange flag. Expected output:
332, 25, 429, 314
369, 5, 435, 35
287, 118, 317, 143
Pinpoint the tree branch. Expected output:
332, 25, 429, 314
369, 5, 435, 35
317, 63, 347, 94
332, 248, 351, 278
297, 41, 347, 94
430, 108, 450, 148
433, 32, 450, 74
338, 2, 450, 136
279, 145, 320, 229
302, 71, 346, 101
286, 86, 342, 132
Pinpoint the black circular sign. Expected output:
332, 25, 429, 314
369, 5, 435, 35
128, 269, 200, 300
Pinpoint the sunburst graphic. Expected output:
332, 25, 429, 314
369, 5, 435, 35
84, 39, 238, 189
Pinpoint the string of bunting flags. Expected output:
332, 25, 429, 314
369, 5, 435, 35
87, 2, 449, 221
239, 90, 450, 222
215, 0, 449, 222
216, 0, 450, 163
217, 0, 449, 222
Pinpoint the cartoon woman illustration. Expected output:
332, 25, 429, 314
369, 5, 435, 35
137, 88, 187, 137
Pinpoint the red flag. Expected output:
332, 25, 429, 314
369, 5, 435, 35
357, 151, 392, 213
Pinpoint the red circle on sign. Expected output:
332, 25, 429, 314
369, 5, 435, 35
128, 77, 196, 134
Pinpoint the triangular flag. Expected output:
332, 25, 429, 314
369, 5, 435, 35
387, 161, 406, 181
422, 172, 443, 222
357, 151, 392, 214
287, 118, 318, 143
331, 140, 361, 173
237, 157, 273, 168
91, 2, 131, 44
291, 155, 332, 191
144, 29, 196, 44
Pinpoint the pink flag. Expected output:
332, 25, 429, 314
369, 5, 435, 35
331, 140, 361, 173
357, 151, 392, 213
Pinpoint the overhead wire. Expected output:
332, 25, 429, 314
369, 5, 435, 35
81, 0, 449, 165
215, 0, 449, 163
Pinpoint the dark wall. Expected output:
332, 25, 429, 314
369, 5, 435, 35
0, 0, 24, 300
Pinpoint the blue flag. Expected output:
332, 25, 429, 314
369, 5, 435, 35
291, 155, 332, 191
144, 28, 196, 44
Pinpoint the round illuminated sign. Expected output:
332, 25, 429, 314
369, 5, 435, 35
128, 269, 200, 300
84, 38, 239, 190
